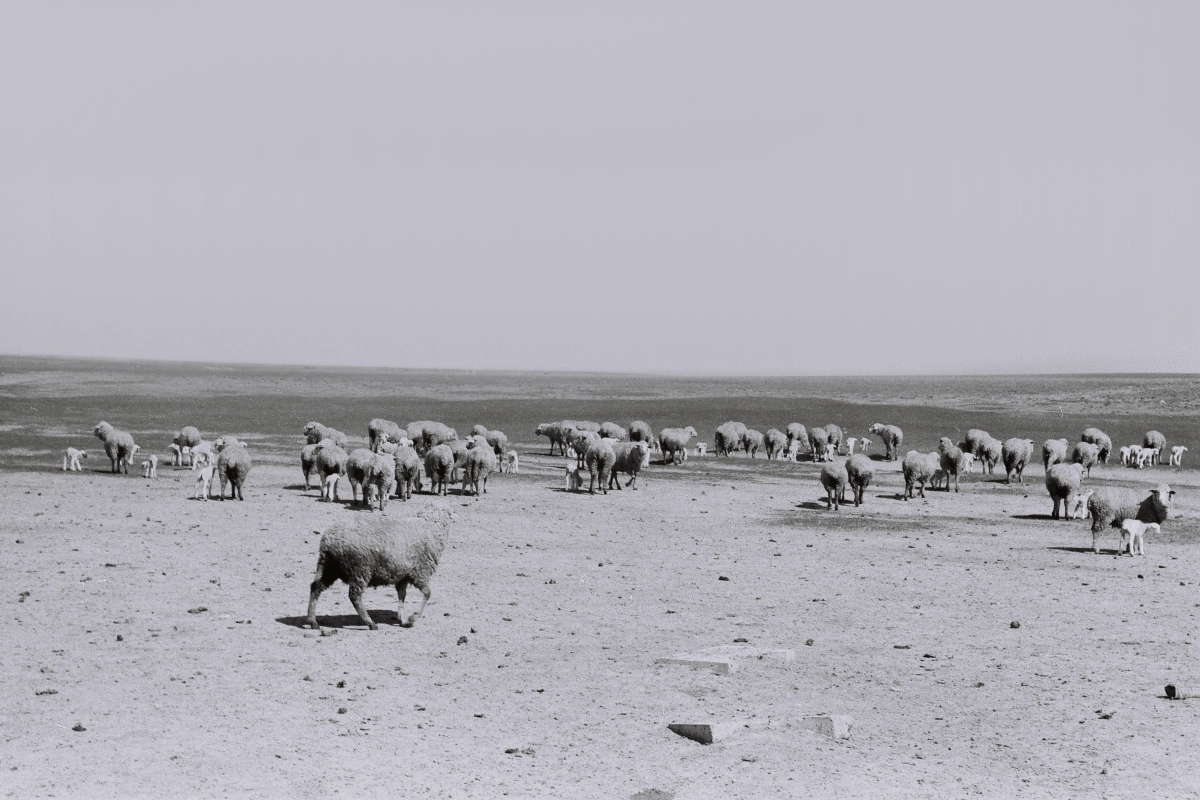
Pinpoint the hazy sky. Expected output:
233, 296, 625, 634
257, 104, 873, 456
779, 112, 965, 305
1, 2, 1197, 374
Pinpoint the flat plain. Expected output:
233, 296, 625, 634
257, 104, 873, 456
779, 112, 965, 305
2, 357, 1199, 798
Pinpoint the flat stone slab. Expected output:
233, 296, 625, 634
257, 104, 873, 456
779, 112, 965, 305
655, 655, 738, 674
668, 721, 745, 744
800, 715, 853, 739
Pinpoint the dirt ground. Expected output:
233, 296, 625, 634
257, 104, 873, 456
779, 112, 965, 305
3, 450, 1199, 799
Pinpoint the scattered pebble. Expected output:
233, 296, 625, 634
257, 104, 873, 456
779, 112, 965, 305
72, 724, 86, 732
116, 635, 123, 642
1011, 621, 1020, 629
718, 576, 729, 582
337, 680, 346, 688
805, 639, 814, 646
187, 607, 208, 614
337, 707, 347, 714
734, 637, 748, 643
35, 689, 57, 696
894, 645, 911, 650
458, 636, 469, 645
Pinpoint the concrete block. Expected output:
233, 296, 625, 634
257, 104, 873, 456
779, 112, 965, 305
668, 721, 745, 744
655, 655, 738, 674
800, 715, 853, 739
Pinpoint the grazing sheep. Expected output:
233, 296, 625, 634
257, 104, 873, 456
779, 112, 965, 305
1081, 428, 1113, 464
584, 438, 616, 495
424, 444, 454, 496
867, 424, 904, 461
460, 443, 496, 497
1045, 462, 1088, 520
658, 427, 697, 465
937, 437, 967, 492
608, 441, 651, 490
785, 423, 808, 454
93, 421, 137, 474
567, 429, 600, 468
629, 421, 655, 449
1001, 438, 1034, 484
901, 450, 940, 499
173, 424, 201, 456
976, 436, 1003, 474
535, 422, 567, 456
368, 419, 406, 453
1144, 430, 1167, 456
1119, 520, 1159, 557
763, 429, 789, 460
216, 439, 252, 501
63, 447, 88, 471
598, 422, 628, 441
313, 440, 349, 502
742, 429, 764, 458
1070, 441, 1101, 477
420, 423, 458, 456
362, 452, 397, 510
193, 465, 216, 499
168, 443, 183, 466
807, 427, 830, 462
695, 443, 708, 457
141, 455, 158, 479
306, 506, 453, 630
304, 422, 348, 449
1043, 438, 1069, 470
845, 453, 875, 506
392, 445, 423, 500
1137, 448, 1160, 469
345, 448, 374, 506
824, 425, 844, 454
714, 422, 747, 457
820, 461, 849, 510
322, 473, 341, 502
962, 429, 990, 459
1086, 484, 1174, 554
1170, 445, 1188, 467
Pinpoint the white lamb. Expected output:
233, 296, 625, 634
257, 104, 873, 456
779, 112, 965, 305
1170, 446, 1187, 467
696, 443, 708, 457
141, 455, 158, 479
1119, 520, 1159, 557
190, 441, 215, 469
844, 437, 858, 456
193, 465, 215, 500
168, 443, 183, 466
62, 447, 88, 471
1137, 448, 1160, 469
859, 437, 871, 455
961, 452, 977, 472
1119, 446, 1131, 466
565, 464, 585, 492
322, 472, 341, 502
502, 451, 519, 473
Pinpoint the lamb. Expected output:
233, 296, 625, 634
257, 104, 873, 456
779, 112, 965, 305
1119, 520, 1159, 557
763, 429, 788, 460
845, 453, 875, 506
1044, 462, 1089, 520
62, 447, 88, 471
322, 473, 341, 502
938, 437, 968, 492
1043, 438, 1069, 470
858, 437, 871, 455
695, 443, 708, 457
658, 427, 697, 465
460, 443, 496, 497
535, 422, 567, 456
807, 427, 830, 462
976, 436, 1003, 474
168, 443, 183, 466
823, 424, 844, 455
304, 422, 348, 449
306, 506, 453, 631
1119, 446, 1132, 466
820, 461, 849, 510
1001, 438, 1034, 484
1086, 484, 1173, 554
1137, 448, 1160, 469
193, 464, 216, 500
368, 419, 406, 452
901, 450, 940, 499
598, 422, 628, 441
1143, 430, 1167, 457
1070, 441, 1100, 477
930, 468, 948, 490
564, 463, 586, 492
714, 422, 747, 457
345, 448, 375, 506
607, 441, 651, 490
215, 438, 252, 501
629, 421, 655, 449
785, 423, 808, 454
742, 429, 764, 458
140, 455, 158, 479
190, 440, 215, 469
363, 452, 397, 510
313, 440, 349, 502
867, 423, 904, 461
424, 444, 455, 496
501, 451, 519, 473
93, 421, 137, 474
1126, 444, 1144, 467
1170, 445, 1188, 467
392, 445, 423, 500
1081, 428, 1113, 464
844, 437, 858, 456
584, 438, 616, 495
960, 452, 977, 473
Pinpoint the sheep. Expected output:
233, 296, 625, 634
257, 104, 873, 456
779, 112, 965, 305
501, 451, 519, 473
901, 450, 940, 499
62, 447, 88, 471
1125, 444, 1144, 466
189, 440, 214, 470
696, 443, 708, 457
215, 438, 252, 501
820, 461, 849, 510
1044, 462, 1088, 520
368, 419, 406, 453
301, 443, 321, 491
1070, 441, 1101, 477
742, 429, 764, 458
1144, 430, 1167, 457
141, 455, 158, 479
168, 443, 183, 467
785, 423, 808, 454
714, 422, 747, 457
304, 422, 348, 449
1170, 445, 1188, 467
173, 424, 201, 456
1086, 484, 1173, 554
859, 437, 871, 455
629, 421, 655, 449
419, 423, 458, 456
938, 437, 967, 492
763, 429, 788, 460
565, 463, 586, 492
607, 441, 651, 490
306, 505, 453, 630
362, 452, 397, 511
1119, 446, 1132, 466
930, 469, 948, 490
1001, 438, 1034, 484
584, 438, 616, 495
481, 428, 509, 459
322, 473, 341, 502
976, 436, 1003, 474
567, 429, 600, 468
345, 448, 374, 506
1119, 520, 1159, 557
1043, 438, 1069, 470
1080, 428, 1113, 463
193, 465, 216, 500
93, 421, 137, 474
658, 427, 697, 465
1137, 447, 1160, 469
960, 452, 977, 473
535, 422, 567, 456
392, 445, 423, 500
598, 422, 628, 441
845, 453, 875, 506
460, 443, 496, 497
962, 429, 990, 459
844, 437, 858, 456
313, 440, 349, 502
867, 424, 904, 461
823, 424, 844, 454
807, 427, 830, 462
424, 444, 454, 496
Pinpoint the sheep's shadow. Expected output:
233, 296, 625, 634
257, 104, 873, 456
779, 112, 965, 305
282, 484, 312, 491
796, 501, 829, 511
275, 612, 402, 630
1046, 546, 1104, 554
1012, 513, 1054, 520
879, 492, 909, 501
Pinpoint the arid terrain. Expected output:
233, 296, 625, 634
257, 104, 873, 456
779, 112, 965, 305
2, 358, 1199, 798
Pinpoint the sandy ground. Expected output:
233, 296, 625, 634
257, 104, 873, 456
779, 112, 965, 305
3, 450, 1199, 799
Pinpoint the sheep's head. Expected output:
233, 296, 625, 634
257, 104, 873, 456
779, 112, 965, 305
471, 425, 489, 438
684, 426, 697, 437
79, 450, 88, 458
303, 422, 320, 436
1150, 484, 1175, 506
869, 423, 883, 434
938, 437, 955, 452
535, 424, 548, 436
94, 421, 113, 439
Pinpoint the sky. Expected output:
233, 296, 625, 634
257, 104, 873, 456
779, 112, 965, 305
1, 2, 1197, 375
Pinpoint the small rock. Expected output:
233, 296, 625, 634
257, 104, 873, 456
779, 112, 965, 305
72, 723, 86, 732
320, 628, 337, 637
1011, 621, 1020, 629
187, 607, 208, 614
337, 707, 347, 714
733, 637, 748, 643
35, 689, 58, 696
718, 576, 729, 582
458, 636, 469, 645
337, 680, 346, 688
116, 635, 123, 642
805, 639, 814, 646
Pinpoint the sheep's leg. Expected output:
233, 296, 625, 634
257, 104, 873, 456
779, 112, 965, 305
305, 580, 331, 629
347, 584, 378, 630
400, 579, 432, 628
